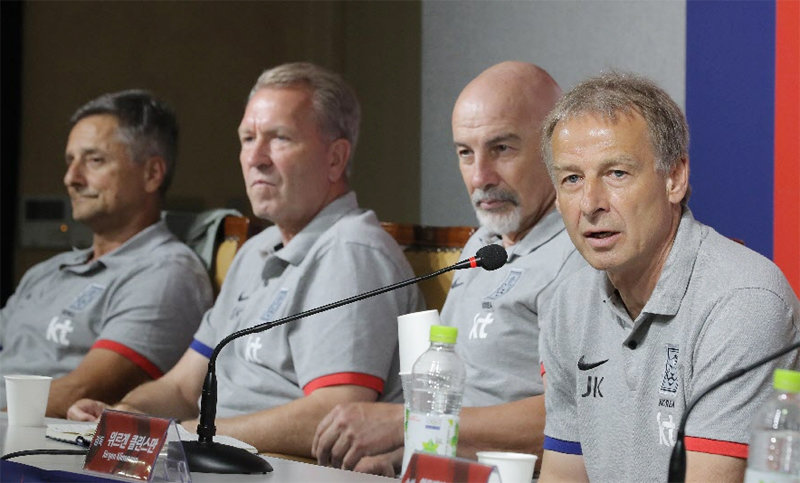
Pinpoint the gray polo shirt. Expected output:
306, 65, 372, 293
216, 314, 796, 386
541, 209, 800, 482
191, 192, 424, 418
0, 220, 213, 406
441, 210, 585, 407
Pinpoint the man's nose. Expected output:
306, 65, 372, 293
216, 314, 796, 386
471, 154, 500, 190
241, 138, 272, 169
64, 160, 84, 188
580, 179, 609, 217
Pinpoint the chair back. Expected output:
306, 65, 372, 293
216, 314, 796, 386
163, 209, 245, 295
382, 223, 475, 311
214, 216, 249, 293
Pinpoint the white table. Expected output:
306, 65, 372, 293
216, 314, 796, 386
0, 415, 392, 482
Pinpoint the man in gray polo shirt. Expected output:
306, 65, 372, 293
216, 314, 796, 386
538, 72, 800, 482
312, 62, 585, 476
0, 91, 213, 417
68, 63, 423, 458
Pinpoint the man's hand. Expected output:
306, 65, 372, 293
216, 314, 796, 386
353, 448, 404, 477
67, 398, 145, 421
312, 401, 404, 469
66, 399, 110, 421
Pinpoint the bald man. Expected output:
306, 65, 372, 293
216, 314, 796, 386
312, 61, 585, 476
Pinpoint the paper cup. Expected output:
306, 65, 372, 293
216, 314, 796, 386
4, 375, 52, 427
397, 309, 440, 374
476, 451, 537, 483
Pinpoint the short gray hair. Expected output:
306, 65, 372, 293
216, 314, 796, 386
250, 62, 361, 172
542, 71, 689, 176
70, 90, 178, 196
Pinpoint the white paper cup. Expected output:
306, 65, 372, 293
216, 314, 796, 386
4, 375, 52, 427
476, 451, 537, 483
397, 309, 440, 374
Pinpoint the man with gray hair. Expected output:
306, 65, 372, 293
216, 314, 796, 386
312, 61, 585, 477
68, 62, 423, 458
538, 71, 799, 482
0, 90, 213, 417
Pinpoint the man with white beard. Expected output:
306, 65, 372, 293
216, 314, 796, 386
312, 61, 585, 476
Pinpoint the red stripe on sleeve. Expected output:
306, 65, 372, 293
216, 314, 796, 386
685, 436, 748, 459
302, 372, 385, 396
540, 362, 546, 377
92, 339, 163, 380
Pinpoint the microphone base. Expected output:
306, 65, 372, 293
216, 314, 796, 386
181, 440, 273, 474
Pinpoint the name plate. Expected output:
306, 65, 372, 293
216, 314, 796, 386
83, 409, 170, 481
402, 452, 498, 483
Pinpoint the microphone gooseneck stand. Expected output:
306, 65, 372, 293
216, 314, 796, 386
182, 244, 507, 473
668, 339, 800, 482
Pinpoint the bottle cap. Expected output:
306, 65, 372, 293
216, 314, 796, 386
773, 369, 800, 393
429, 325, 458, 344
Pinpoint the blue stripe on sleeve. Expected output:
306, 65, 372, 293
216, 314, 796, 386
190, 339, 213, 359
543, 436, 583, 455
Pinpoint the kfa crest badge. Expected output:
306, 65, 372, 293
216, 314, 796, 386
659, 344, 679, 394
67, 283, 106, 312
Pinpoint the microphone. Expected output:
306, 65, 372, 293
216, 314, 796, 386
667, 339, 800, 482
182, 244, 508, 474
453, 243, 507, 271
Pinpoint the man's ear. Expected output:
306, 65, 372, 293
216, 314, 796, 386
666, 156, 689, 204
327, 138, 351, 183
143, 156, 167, 194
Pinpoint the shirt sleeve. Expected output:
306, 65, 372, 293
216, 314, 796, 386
683, 287, 799, 456
95, 255, 214, 377
191, 305, 220, 358
0, 257, 61, 349
540, 283, 583, 452
0, 289, 14, 345
288, 238, 421, 397
191, 237, 255, 357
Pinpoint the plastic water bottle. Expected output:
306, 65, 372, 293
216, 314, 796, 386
745, 368, 800, 482
402, 325, 466, 473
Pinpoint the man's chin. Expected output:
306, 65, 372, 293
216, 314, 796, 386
250, 206, 276, 223
71, 212, 90, 224
475, 211, 521, 237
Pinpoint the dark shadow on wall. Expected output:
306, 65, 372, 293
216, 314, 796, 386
1, 1, 23, 305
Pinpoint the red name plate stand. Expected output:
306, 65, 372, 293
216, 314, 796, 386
83, 409, 190, 482
402, 452, 499, 483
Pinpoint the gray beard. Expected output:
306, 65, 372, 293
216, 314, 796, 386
475, 205, 522, 238
471, 187, 522, 237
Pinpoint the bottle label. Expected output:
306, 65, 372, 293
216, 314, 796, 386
744, 468, 800, 483
403, 410, 459, 472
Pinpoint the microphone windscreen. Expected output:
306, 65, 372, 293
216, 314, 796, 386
476, 244, 507, 271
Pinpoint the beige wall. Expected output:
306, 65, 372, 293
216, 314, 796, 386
14, 1, 420, 282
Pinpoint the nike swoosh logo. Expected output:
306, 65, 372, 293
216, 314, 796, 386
451, 279, 464, 289
577, 355, 609, 371
238, 293, 250, 302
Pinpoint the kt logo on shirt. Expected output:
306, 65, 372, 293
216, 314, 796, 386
46, 317, 74, 346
